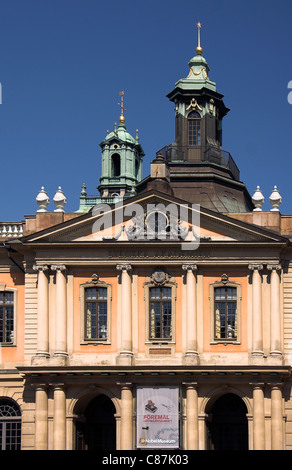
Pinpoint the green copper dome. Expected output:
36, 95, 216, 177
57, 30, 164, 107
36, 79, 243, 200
102, 122, 138, 146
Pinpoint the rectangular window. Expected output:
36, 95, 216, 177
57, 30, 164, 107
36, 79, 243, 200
214, 287, 237, 340
0, 292, 14, 344
85, 287, 108, 340
188, 119, 201, 146
149, 287, 172, 340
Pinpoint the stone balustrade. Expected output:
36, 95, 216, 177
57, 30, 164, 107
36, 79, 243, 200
0, 222, 23, 238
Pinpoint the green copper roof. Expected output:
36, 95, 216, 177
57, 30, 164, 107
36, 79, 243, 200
174, 53, 217, 93
101, 122, 138, 146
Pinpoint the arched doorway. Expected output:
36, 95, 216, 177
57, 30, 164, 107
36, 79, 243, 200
206, 393, 248, 450
76, 394, 116, 450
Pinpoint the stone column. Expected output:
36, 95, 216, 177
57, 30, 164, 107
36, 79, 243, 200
51, 265, 67, 357
34, 385, 48, 450
249, 264, 264, 357
119, 383, 133, 450
33, 265, 49, 357
252, 384, 265, 450
184, 382, 199, 450
267, 264, 282, 357
270, 383, 283, 450
53, 384, 66, 450
117, 264, 133, 365
182, 265, 199, 364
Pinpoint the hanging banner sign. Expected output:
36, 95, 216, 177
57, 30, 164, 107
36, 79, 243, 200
136, 386, 179, 449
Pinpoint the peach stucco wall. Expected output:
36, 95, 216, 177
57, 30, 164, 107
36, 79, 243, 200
0, 272, 25, 363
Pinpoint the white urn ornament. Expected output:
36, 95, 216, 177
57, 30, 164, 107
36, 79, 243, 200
252, 186, 264, 212
36, 187, 50, 212
53, 186, 67, 212
269, 186, 282, 211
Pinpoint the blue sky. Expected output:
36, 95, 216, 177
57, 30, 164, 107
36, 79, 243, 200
0, 0, 292, 220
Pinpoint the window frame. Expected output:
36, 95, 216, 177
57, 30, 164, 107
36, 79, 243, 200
79, 277, 112, 345
111, 153, 121, 177
144, 271, 177, 344
0, 285, 17, 346
209, 278, 241, 344
0, 398, 22, 450
187, 110, 201, 146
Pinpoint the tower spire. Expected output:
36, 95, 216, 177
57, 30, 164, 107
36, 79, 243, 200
196, 22, 203, 55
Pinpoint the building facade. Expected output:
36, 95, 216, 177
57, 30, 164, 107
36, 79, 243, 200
1, 31, 292, 451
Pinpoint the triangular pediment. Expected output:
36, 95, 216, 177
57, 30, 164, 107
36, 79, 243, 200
21, 190, 287, 245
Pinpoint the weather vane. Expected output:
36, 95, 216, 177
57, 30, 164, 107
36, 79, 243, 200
196, 22, 203, 55
118, 91, 126, 123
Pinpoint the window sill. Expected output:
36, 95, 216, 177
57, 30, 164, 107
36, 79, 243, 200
80, 340, 111, 346
145, 340, 175, 345
210, 340, 241, 346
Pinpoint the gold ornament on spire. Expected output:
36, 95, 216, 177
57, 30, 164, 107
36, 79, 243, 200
196, 22, 203, 55
118, 91, 126, 124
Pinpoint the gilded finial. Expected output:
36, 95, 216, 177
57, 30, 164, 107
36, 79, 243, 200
196, 22, 203, 55
118, 91, 126, 124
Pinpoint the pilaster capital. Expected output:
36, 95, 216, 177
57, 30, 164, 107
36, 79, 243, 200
248, 263, 263, 271
182, 264, 197, 273
116, 381, 133, 390
33, 264, 49, 273
51, 383, 66, 391
249, 382, 265, 390
116, 264, 132, 273
51, 264, 67, 272
268, 382, 284, 390
182, 381, 198, 390
267, 263, 282, 271
30, 383, 49, 391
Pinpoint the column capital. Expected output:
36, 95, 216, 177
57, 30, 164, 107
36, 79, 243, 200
31, 383, 49, 390
51, 264, 67, 272
117, 381, 133, 389
182, 382, 198, 389
33, 264, 49, 272
267, 263, 282, 271
182, 264, 197, 272
268, 382, 284, 390
248, 263, 263, 271
51, 383, 66, 390
116, 264, 132, 273
249, 382, 266, 389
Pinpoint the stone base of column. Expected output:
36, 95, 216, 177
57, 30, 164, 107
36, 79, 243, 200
116, 352, 134, 366
249, 352, 265, 365
183, 352, 200, 365
31, 354, 50, 366
32, 354, 68, 366
269, 352, 283, 365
